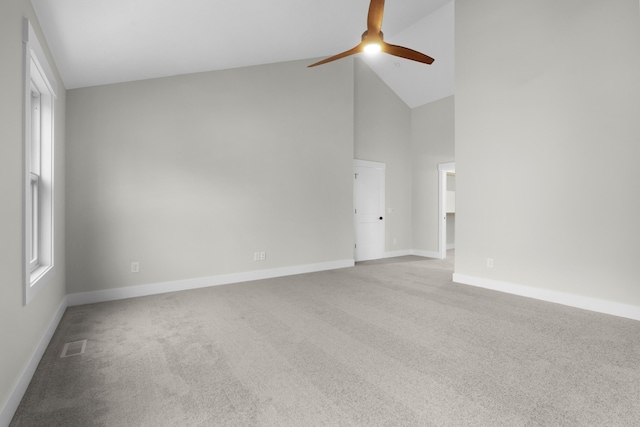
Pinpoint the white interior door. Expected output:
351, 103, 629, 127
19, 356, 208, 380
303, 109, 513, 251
354, 160, 385, 261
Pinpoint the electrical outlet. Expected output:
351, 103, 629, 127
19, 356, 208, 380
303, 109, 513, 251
486, 258, 494, 268
131, 261, 140, 273
253, 252, 260, 261
260, 251, 266, 261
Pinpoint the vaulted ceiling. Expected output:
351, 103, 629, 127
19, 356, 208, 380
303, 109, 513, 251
32, 0, 454, 107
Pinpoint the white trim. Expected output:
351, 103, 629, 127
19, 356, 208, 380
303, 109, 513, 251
411, 249, 441, 259
446, 243, 456, 250
437, 162, 455, 259
23, 18, 56, 305
0, 296, 68, 426
23, 19, 57, 97
381, 250, 442, 259
453, 273, 640, 322
384, 250, 412, 258
68, 259, 354, 306
353, 159, 387, 170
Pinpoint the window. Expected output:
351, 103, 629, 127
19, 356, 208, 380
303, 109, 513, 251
30, 86, 41, 271
23, 19, 57, 305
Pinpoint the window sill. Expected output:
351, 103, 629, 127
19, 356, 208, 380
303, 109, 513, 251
30, 263, 53, 288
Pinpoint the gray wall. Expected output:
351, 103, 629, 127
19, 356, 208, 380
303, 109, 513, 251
411, 96, 455, 253
0, 0, 66, 418
66, 59, 354, 294
354, 59, 413, 253
455, 0, 640, 305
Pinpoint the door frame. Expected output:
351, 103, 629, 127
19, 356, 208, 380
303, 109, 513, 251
438, 162, 455, 259
354, 159, 386, 261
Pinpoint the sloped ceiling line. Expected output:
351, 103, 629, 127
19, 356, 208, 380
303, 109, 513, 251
32, 0, 454, 106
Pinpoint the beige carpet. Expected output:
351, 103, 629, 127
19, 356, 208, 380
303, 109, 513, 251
11, 254, 640, 426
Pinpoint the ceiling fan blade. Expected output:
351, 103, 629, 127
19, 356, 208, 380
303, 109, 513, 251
308, 45, 363, 68
367, 0, 385, 34
382, 42, 435, 65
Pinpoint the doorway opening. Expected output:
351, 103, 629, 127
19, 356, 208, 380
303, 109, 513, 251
438, 162, 455, 259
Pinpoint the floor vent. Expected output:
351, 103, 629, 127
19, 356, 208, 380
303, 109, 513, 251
60, 339, 87, 358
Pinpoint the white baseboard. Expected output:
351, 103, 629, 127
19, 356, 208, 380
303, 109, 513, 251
446, 243, 456, 250
365, 249, 441, 261
384, 250, 443, 259
67, 259, 355, 307
384, 250, 412, 258
0, 296, 68, 427
411, 249, 441, 259
453, 273, 640, 322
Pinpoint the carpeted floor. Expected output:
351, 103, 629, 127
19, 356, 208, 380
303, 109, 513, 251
11, 253, 640, 426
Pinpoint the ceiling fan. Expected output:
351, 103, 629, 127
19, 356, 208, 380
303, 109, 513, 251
308, 0, 435, 68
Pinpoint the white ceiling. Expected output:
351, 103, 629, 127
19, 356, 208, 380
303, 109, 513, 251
31, 0, 454, 107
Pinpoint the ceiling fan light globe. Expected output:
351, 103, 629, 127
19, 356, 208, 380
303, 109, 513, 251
364, 43, 381, 54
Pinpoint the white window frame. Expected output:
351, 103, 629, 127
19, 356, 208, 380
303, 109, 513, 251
23, 19, 57, 305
